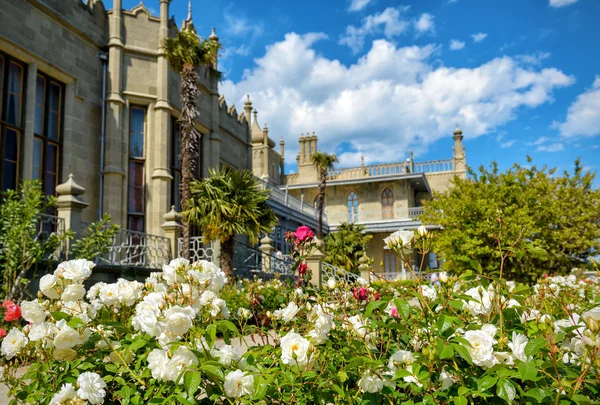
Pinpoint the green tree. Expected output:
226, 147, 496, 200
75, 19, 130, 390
0, 181, 69, 300
311, 152, 338, 239
421, 158, 600, 282
323, 223, 373, 273
164, 27, 220, 259
70, 213, 120, 261
182, 168, 278, 278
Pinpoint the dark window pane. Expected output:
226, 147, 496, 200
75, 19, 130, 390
44, 143, 58, 195
0, 56, 4, 116
33, 137, 43, 180
2, 129, 20, 191
35, 76, 45, 135
128, 161, 144, 213
48, 83, 61, 140
6, 62, 23, 126
129, 108, 145, 158
128, 216, 144, 233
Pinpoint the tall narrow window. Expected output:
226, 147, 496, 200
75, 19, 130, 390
33, 74, 64, 196
382, 187, 394, 219
347, 191, 358, 222
383, 249, 396, 275
170, 117, 182, 210
128, 107, 146, 233
1, 55, 25, 191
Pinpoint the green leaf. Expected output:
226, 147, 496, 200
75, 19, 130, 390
437, 315, 454, 333
129, 338, 147, 352
394, 299, 411, 319
453, 397, 468, 405
66, 317, 85, 328
452, 343, 472, 364
518, 361, 539, 382
477, 375, 498, 391
524, 388, 550, 403
205, 324, 217, 349
51, 311, 69, 321
183, 371, 201, 398
200, 363, 224, 380
438, 343, 454, 359
175, 396, 195, 405
337, 370, 348, 383
252, 378, 269, 401
365, 300, 386, 317
496, 379, 516, 403
525, 337, 547, 358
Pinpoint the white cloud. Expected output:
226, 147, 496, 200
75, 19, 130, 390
501, 140, 516, 148
447, 0, 459, 3
517, 51, 551, 66
340, 7, 411, 53
549, 0, 578, 7
224, 13, 263, 38
527, 136, 552, 146
449, 39, 465, 50
414, 13, 435, 35
348, 0, 372, 12
220, 33, 575, 168
537, 143, 564, 152
471, 32, 488, 42
554, 76, 600, 138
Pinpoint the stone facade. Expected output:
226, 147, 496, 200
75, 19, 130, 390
0, 0, 254, 239
282, 128, 467, 278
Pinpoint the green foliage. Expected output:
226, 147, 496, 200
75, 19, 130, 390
421, 158, 600, 282
0, 180, 69, 300
163, 29, 220, 76
70, 213, 120, 260
311, 151, 338, 239
323, 223, 373, 273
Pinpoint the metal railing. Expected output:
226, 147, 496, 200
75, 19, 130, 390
97, 229, 172, 269
233, 240, 295, 280
178, 236, 215, 262
256, 177, 326, 222
35, 213, 67, 261
322, 262, 361, 284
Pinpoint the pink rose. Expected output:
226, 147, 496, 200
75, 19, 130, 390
298, 262, 309, 275
2, 300, 15, 308
4, 303, 21, 322
353, 287, 369, 301
0, 328, 6, 338
293, 226, 314, 243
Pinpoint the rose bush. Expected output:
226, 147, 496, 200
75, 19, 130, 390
0, 227, 598, 404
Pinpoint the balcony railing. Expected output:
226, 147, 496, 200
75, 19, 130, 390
322, 262, 361, 284
337, 206, 426, 225
256, 177, 327, 222
407, 206, 425, 218
413, 159, 453, 173
178, 236, 215, 262
36, 214, 67, 261
97, 229, 172, 269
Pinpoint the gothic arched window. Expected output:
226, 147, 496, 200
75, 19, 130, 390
382, 187, 394, 219
347, 191, 358, 222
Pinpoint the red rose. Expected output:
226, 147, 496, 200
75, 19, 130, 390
0, 328, 6, 338
293, 226, 314, 243
353, 287, 369, 301
373, 292, 380, 301
2, 300, 15, 308
298, 262, 309, 275
4, 303, 21, 322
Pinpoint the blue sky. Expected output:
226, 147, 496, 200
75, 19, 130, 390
112, 0, 600, 182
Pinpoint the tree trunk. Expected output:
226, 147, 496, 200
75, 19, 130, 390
221, 237, 235, 278
178, 64, 202, 259
317, 171, 327, 239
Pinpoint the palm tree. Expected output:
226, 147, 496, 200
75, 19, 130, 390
182, 168, 278, 278
164, 28, 220, 259
311, 152, 338, 239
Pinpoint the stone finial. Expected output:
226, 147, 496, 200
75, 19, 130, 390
453, 124, 463, 137
187, 0, 192, 21
244, 94, 252, 108
56, 173, 86, 197
209, 27, 219, 42
163, 205, 182, 223
410, 149, 414, 160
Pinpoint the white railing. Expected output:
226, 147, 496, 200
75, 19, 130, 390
256, 177, 327, 222
408, 207, 425, 218
98, 230, 172, 269
413, 159, 453, 173
178, 236, 215, 262
322, 262, 361, 284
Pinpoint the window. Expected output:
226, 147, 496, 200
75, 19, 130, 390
347, 191, 358, 222
33, 74, 64, 196
0, 54, 25, 191
170, 117, 182, 210
128, 107, 146, 233
381, 187, 394, 219
384, 249, 396, 274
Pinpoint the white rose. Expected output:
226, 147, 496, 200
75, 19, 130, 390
358, 371, 383, 393
481, 324, 498, 338
417, 225, 428, 238
40, 274, 60, 299
388, 350, 415, 371
439, 370, 454, 390
384, 230, 414, 254
420, 285, 437, 300
53, 348, 77, 361
58, 259, 94, 282
53, 322, 81, 350
224, 370, 254, 398
148, 348, 171, 381
280, 331, 311, 367
1, 329, 28, 360
62, 284, 86, 302
463, 287, 493, 315
212, 344, 241, 366
77, 372, 106, 404
99, 284, 119, 306
189, 260, 228, 293
464, 330, 497, 368
326, 278, 337, 289
28, 322, 55, 342
166, 346, 199, 383
273, 302, 301, 323
237, 307, 252, 320
582, 306, 600, 322
164, 306, 196, 337
49, 383, 76, 405
117, 279, 143, 306
209, 298, 229, 319
438, 272, 449, 283
20, 300, 46, 324
508, 332, 530, 362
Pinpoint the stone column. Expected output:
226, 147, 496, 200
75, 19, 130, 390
306, 240, 324, 288
22, 63, 37, 180
56, 174, 89, 252
161, 206, 183, 260
259, 235, 275, 273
